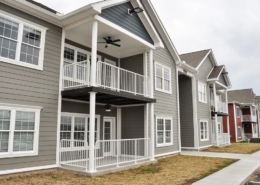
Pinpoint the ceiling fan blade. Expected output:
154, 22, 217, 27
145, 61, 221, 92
112, 39, 120, 42
103, 37, 108, 41
98, 42, 107, 43
111, 43, 121, 47
105, 45, 108, 48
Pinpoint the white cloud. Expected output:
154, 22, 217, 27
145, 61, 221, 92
37, 0, 260, 94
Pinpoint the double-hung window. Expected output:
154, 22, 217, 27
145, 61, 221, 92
60, 113, 100, 148
0, 104, 41, 158
0, 12, 47, 70
236, 106, 240, 117
198, 82, 207, 103
200, 120, 209, 141
155, 62, 172, 94
156, 117, 173, 147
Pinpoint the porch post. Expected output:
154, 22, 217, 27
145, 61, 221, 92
213, 83, 219, 146
117, 107, 121, 163
88, 20, 98, 172
225, 89, 230, 144
90, 20, 98, 87
149, 49, 155, 160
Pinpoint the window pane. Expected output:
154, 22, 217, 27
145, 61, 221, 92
157, 131, 163, 144
22, 26, 41, 47
165, 131, 171, 143
156, 77, 162, 89
0, 132, 9, 153
13, 132, 34, 152
164, 68, 170, 80
60, 132, 71, 140
77, 52, 87, 62
74, 132, 84, 140
64, 47, 74, 64
0, 110, 11, 130
156, 64, 163, 78
157, 119, 164, 131
60, 116, 72, 131
20, 44, 39, 65
0, 37, 17, 60
164, 80, 170, 91
74, 117, 85, 131
165, 120, 171, 130
15, 111, 35, 131
0, 17, 18, 40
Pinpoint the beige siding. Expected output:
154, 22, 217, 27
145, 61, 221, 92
0, 3, 61, 171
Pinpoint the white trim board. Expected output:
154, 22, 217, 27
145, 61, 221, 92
0, 165, 57, 175
155, 151, 179, 158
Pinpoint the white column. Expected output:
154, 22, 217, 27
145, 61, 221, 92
90, 20, 98, 86
176, 68, 181, 153
149, 49, 155, 160
192, 76, 199, 150
213, 83, 219, 146
144, 104, 148, 157
117, 108, 122, 140
88, 92, 97, 172
225, 89, 230, 144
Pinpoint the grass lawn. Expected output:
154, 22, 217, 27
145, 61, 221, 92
204, 142, 260, 154
0, 156, 237, 185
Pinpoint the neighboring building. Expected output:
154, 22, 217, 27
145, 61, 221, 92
224, 89, 259, 142
177, 49, 232, 150
0, 0, 183, 175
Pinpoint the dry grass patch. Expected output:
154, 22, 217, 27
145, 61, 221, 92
0, 156, 236, 185
204, 142, 260, 154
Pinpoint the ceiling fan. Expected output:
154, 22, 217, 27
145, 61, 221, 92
98, 37, 121, 48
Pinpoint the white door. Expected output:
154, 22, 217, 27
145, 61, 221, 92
103, 117, 115, 156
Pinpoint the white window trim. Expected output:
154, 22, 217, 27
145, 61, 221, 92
0, 103, 42, 159
156, 116, 173, 147
0, 11, 48, 71
198, 81, 207, 104
236, 106, 241, 118
154, 62, 172, 94
60, 112, 100, 149
200, 119, 209, 141
64, 44, 102, 63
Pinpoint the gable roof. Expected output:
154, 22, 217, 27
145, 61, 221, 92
25, 0, 59, 14
179, 49, 210, 68
208, 65, 224, 79
228, 89, 256, 104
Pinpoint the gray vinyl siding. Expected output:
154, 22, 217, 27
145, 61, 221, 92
0, 3, 61, 171
99, 2, 154, 45
65, 40, 118, 66
196, 56, 213, 147
218, 74, 228, 87
178, 75, 194, 147
120, 54, 143, 75
152, 48, 179, 156
121, 106, 145, 139
61, 101, 117, 140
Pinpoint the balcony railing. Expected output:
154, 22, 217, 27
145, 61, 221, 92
59, 138, 150, 172
210, 100, 227, 113
242, 133, 252, 140
212, 133, 230, 146
62, 61, 150, 97
96, 61, 150, 97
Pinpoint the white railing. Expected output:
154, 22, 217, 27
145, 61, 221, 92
60, 140, 89, 170
210, 100, 227, 113
242, 133, 252, 140
96, 61, 150, 97
95, 138, 150, 169
242, 115, 252, 122
63, 60, 90, 89
212, 133, 230, 146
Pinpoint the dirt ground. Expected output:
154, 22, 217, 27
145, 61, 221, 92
204, 143, 260, 154
0, 155, 237, 185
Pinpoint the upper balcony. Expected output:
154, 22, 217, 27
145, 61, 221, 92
242, 115, 257, 122
211, 100, 227, 113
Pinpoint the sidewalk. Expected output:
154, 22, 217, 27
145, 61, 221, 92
181, 151, 260, 185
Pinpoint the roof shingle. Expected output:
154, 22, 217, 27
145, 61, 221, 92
228, 89, 255, 104
179, 49, 210, 68
25, 0, 59, 14
208, 65, 224, 79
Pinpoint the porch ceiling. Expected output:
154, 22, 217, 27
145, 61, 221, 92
65, 20, 150, 58
62, 87, 156, 106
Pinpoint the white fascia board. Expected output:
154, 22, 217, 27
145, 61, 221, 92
196, 49, 212, 70
93, 0, 129, 10
141, 0, 181, 62
177, 61, 198, 74
130, 0, 164, 49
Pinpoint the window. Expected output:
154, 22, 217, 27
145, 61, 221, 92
60, 113, 100, 148
237, 127, 242, 138
236, 106, 240, 117
156, 117, 173, 147
64, 44, 101, 66
155, 62, 172, 94
0, 12, 47, 70
0, 104, 41, 158
200, 120, 209, 141
198, 82, 207, 103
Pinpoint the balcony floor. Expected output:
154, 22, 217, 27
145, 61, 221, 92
62, 86, 156, 105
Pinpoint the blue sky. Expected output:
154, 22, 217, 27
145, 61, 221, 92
38, 0, 260, 95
